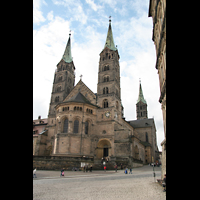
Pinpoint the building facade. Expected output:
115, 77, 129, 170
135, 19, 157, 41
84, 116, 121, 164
33, 19, 159, 170
148, 0, 166, 178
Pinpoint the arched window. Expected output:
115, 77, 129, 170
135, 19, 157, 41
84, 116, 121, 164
63, 118, 68, 133
103, 99, 108, 108
74, 106, 76, 111
55, 96, 59, 102
107, 76, 109, 82
146, 132, 148, 142
85, 121, 88, 134
103, 87, 109, 94
104, 66, 107, 71
74, 120, 79, 133
104, 77, 107, 82
106, 87, 108, 94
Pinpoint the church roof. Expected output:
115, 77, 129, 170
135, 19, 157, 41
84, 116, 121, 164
128, 118, 155, 129
137, 81, 147, 104
64, 92, 98, 107
62, 33, 73, 63
103, 19, 117, 51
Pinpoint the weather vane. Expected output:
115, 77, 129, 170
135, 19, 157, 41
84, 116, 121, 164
80, 74, 83, 80
109, 16, 111, 22
69, 30, 71, 36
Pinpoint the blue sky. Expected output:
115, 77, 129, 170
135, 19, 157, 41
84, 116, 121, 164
33, 0, 164, 150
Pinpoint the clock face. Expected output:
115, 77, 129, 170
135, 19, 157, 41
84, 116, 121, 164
105, 111, 110, 118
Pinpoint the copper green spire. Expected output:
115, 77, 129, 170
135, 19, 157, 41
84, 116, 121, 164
62, 32, 73, 63
104, 17, 117, 51
137, 79, 147, 104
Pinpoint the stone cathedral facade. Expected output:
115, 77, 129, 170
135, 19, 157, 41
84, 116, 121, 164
33, 19, 159, 170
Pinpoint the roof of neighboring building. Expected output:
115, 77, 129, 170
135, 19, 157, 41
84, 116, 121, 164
33, 117, 48, 125
127, 118, 155, 129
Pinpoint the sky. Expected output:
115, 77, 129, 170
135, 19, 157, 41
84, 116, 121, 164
33, 0, 164, 151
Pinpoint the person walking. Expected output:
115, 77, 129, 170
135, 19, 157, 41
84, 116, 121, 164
104, 165, 106, 172
115, 164, 118, 172
90, 165, 93, 172
33, 168, 37, 178
83, 165, 85, 172
129, 167, 132, 174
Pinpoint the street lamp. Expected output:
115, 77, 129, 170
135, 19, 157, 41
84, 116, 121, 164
152, 156, 156, 182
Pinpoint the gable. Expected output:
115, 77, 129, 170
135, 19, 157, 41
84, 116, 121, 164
63, 80, 96, 105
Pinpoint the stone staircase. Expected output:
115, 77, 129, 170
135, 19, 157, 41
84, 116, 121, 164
92, 159, 115, 170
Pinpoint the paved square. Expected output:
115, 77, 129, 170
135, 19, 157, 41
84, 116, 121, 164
33, 165, 166, 200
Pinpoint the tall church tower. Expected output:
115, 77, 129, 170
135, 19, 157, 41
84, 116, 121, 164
48, 32, 75, 121
136, 80, 148, 119
97, 18, 122, 120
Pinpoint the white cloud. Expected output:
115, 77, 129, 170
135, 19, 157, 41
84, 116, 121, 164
47, 11, 54, 21
33, 0, 46, 24
33, 17, 71, 119
52, 0, 88, 24
85, 0, 102, 11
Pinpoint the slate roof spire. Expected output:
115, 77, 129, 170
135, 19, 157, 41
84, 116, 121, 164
62, 31, 73, 63
137, 79, 147, 104
104, 16, 117, 51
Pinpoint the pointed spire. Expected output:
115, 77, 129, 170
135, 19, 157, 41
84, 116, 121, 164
137, 79, 147, 104
62, 31, 73, 63
104, 16, 117, 51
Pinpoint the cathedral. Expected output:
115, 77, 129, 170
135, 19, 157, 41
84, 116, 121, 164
33, 19, 159, 170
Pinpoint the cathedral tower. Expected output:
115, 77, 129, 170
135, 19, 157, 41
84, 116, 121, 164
48, 33, 75, 120
136, 80, 148, 119
97, 18, 122, 120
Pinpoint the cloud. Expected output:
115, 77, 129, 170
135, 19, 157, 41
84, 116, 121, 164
47, 11, 54, 21
33, 0, 46, 24
85, 0, 102, 11
52, 0, 88, 24
33, 17, 71, 119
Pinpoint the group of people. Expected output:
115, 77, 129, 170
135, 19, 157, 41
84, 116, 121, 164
83, 165, 93, 172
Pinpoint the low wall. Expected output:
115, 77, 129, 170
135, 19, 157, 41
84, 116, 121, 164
33, 155, 143, 170
33, 156, 93, 170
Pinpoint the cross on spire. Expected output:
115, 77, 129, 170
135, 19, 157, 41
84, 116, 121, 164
80, 74, 83, 80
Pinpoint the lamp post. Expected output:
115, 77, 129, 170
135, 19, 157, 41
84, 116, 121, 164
152, 156, 156, 182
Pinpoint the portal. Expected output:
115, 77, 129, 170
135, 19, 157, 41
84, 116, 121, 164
103, 148, 108, 157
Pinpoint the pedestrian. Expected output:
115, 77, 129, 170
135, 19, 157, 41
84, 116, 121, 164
129, 167, 132, 174
86, 165, 88, 172
104, 165, 106, 172
90, 165, 93, 172
162, 174, 166, 192
33, 168, 37, 178
115, 164, 117, 172
124, 167, 128, 174
61, 168, 63, 176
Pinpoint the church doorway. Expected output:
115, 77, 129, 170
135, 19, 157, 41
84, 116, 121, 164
103, 148, 108, 157
96, 139, 111, 159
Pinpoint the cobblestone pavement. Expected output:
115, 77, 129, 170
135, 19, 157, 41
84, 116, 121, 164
33, 165, 166, 200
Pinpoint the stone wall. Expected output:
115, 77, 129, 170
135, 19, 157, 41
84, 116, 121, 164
33, 155, 143, 170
